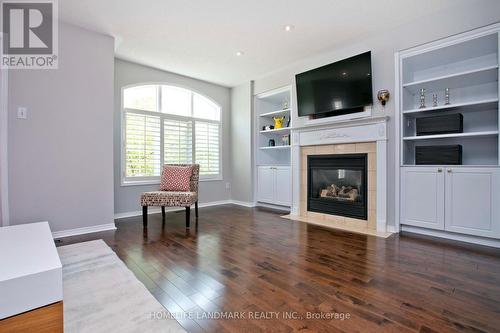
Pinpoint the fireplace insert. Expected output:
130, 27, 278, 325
307, 154, 368, 220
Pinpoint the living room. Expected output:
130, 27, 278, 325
1, 0, 500, 332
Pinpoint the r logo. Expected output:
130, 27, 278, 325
2, 2, 53, 54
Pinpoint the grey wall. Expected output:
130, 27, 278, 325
0, 61, 7, 227
251, 1, 500, 227
230, 82, 253, 203
8, 23, 115, 232
114, 59, 232, 214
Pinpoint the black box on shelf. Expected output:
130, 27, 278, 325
415, 145, 463, 165
416, 114, 463, 136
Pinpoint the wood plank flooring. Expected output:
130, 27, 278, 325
57, 205, 500, 333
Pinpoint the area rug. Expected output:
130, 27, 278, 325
58, 240, 185, 333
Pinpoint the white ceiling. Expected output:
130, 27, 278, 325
59, 0, 472, 87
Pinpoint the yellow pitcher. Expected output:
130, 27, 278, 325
273, 116, 286, 129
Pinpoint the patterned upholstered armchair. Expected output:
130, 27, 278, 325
140, 164, 200, 228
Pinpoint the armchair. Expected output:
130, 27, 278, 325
140, 164, 199, 228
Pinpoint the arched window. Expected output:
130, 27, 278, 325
122, 84, 221, 184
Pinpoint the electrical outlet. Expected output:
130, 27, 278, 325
17, 107, 27, 119
225, 182, 231, 190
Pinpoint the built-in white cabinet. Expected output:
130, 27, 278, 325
257, 166, 291, 207
401, 167, 500, 239
445, 168, 500, 238
401, 167, 445, 230
254, 86, 292, 210
396, 24, 500, 244
257, 166, 275, 203
275, 167, 292, 206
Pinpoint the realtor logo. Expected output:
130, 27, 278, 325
1, 0, 58, 69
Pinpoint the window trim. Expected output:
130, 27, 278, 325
120, 83, 223, 186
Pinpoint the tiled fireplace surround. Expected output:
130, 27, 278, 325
290, 117, 389, 235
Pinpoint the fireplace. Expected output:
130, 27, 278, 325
307, 154, 368, 220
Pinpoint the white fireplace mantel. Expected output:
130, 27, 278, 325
290, 116, 388, 232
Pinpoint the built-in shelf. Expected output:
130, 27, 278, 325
255, 86, 292, 208
259, 145, 291, 150
396, 26, 500, 244
402, 65, 499, 93
402, 98, 499, 115
403, 130, 499, 141
400, 30, 500, 168
260, 108, 291, 117
259, 127, 291, 134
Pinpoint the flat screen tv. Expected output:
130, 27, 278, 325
296, 51, 373, 117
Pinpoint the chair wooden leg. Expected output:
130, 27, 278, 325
161, 206, 166, 222
185, 206, 190, 228
142, 206, 148, 228
195, 201, 199, 218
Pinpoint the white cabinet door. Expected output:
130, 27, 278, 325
274, 167, 291, 206
401, 167, 445, 230
257, 166, 275, 204
445, 168, 500, 239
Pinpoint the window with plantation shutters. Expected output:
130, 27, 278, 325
195, 121, 220, 176
122, 84, 221, 184
124, 112, 161, 179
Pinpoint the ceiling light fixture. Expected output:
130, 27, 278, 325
284, 25, 295, 32
236, 51, 244, 56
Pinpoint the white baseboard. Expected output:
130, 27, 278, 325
254, 202, 291, 212
52, 223, 116, 239
230, 200, 255, 208
401, 225, 500, 249
114, 199, 257, 219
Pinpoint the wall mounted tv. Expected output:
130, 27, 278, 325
296, 51, 373, 117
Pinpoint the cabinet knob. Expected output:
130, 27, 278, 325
437, 168, 443, 173
447, 168, 452, 173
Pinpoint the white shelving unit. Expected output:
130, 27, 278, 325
399, 30, 499, 166
395, 24, 500, 244
254, 86, 292, 208
254, 86, 292, 162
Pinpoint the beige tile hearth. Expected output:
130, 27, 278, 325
281, 214, 392, 238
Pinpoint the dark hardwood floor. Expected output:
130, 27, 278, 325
57, 205, 500, 333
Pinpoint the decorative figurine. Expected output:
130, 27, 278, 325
432, 94, 438, 107
273, 116, 286, 129
268, 139, 275, 147
419, 88, 426, 109
282, 100, 289, 110
281, 134, 290, 146
445, 88, 450, 105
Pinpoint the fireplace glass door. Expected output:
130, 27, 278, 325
307, 154, 368, 220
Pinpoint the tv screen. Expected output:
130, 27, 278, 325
296, 51, 373, 117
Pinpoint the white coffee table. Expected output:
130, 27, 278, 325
0, 222, 63, 330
